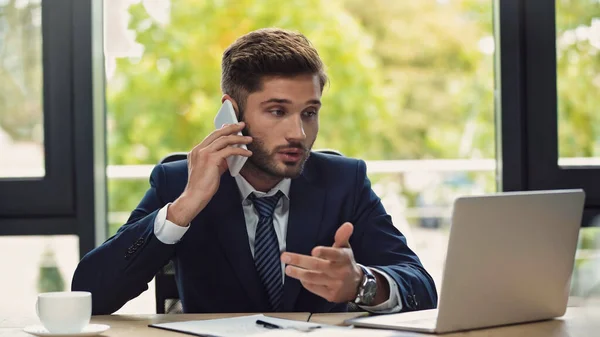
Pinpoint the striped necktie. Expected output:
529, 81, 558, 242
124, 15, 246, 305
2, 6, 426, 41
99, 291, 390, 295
249, 191, 284, 311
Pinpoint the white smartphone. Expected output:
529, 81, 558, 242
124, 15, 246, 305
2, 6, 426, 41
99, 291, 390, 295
213, 100, 248, 177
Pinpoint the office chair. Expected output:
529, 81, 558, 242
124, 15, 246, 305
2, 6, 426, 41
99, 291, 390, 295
154, 149, 345, 313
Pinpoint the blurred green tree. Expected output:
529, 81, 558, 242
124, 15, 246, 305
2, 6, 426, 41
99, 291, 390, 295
107, 0, 396, 167
107, 0, 400, 232
555, 0, 600, 158
339, 0, 496, 210
0, 0, 43, 142
343, 0, 495, 160
101, 0, 598, 233
37, 246, 65, 293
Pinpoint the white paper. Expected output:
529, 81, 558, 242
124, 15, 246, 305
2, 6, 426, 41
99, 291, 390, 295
254, 327, 411, 337
150, 314, 324, 337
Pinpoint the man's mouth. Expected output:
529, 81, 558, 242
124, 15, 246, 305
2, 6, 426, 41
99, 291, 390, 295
277, 148, 305, 162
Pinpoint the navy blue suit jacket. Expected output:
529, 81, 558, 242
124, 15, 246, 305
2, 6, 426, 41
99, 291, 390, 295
72, 152, 437, 314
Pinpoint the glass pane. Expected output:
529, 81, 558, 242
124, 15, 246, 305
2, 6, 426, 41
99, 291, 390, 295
571, 224, 600, 300
556, 0, 600, 164
0, 236, 78, 326
104, 0, 495, 296
0, 235, 153, 325
0, 0, 45, 178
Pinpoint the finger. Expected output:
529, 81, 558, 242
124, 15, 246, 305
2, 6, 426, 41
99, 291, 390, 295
216, 146, 253, 160
199, 122, 245, 148
299, 282, 330, 301
281, 252, 330, 272
285, 265, 333, 285
208, 134, 253, 152
333, 222, 354, 248
312, 246, 349, 262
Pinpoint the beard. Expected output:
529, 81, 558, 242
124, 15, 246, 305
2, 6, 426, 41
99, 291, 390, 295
242, 123, 312, 179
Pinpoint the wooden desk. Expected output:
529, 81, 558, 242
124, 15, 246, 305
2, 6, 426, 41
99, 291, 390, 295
2, 307, 599, 336
0, 313, 311, 337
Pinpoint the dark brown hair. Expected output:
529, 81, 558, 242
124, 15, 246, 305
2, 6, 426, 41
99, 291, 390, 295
221, 28, 328, 113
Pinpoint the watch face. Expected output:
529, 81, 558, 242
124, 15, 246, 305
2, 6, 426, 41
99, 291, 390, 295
362, 278, 377, 304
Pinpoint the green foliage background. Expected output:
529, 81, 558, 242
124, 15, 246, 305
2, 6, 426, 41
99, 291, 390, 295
105, 0, 498, 233
1, 0, 599, 235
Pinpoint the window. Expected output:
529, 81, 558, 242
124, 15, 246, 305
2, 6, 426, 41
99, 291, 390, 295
0, 0, 594, 319
104, 0, 495, 299
513, 1, 600, 226
556, 0, 600, 163
0, 0, 45, 179
0, 235, 78, 322
555, 0, 600, 297
496, 0, 600, 298
0, 0, 76, 220
0, 0, 105, 256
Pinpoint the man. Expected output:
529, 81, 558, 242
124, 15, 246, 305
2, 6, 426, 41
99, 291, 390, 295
72, 28, 437, 315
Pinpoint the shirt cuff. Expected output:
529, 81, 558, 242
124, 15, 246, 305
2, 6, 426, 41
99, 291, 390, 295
154, 203, 190, 244
357, 267, 403, 313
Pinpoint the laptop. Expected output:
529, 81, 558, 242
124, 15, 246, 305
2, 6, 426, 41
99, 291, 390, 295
347, 189, 585, 334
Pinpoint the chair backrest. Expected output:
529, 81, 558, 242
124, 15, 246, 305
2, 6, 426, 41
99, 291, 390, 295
153, 149, 343, 313
159, 152, 187, 164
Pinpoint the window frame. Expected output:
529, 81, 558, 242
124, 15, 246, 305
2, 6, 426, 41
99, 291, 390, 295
496, 0, 600, 226
0, 0, 106, 256
0, 0, 75, 217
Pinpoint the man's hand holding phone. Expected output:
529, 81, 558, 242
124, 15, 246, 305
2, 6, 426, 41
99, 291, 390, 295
167, 122, 253, 227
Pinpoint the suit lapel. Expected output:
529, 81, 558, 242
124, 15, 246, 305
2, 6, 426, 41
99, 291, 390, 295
283, 168, 326, 311
212, 173, 270, 311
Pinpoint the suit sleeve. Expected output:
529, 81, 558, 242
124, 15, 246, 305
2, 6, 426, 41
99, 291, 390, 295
350, 160, 438, 311
71, 164, 177, 314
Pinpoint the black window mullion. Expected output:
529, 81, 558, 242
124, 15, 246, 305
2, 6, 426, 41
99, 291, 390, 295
495, 0, 528, 193
0, 0, 75, 218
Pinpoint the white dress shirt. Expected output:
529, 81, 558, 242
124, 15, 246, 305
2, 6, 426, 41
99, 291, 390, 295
153, 175, 403, 313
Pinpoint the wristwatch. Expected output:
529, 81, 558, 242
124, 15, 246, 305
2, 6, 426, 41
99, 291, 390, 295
354, 264, 377, 305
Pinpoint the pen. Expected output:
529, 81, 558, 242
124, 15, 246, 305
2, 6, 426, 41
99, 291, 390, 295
256, 319, 282, 329
256, 319, 322, 332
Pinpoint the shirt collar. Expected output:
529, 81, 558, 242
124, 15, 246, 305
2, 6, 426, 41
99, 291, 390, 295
234, 174, 291, 202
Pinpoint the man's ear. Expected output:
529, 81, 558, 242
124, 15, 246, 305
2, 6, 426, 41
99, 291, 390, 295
221, 94, 241, 119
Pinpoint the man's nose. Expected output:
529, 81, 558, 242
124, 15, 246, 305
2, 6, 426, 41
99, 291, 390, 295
285, 115, 306, 142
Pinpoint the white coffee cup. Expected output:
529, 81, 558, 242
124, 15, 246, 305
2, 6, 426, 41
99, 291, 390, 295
36, 291, 92, 334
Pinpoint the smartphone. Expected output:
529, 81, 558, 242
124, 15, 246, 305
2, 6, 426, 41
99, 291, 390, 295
213, 100, 248, 177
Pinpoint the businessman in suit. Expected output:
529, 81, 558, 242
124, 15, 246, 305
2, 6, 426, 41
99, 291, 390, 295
72, 28, 437, 315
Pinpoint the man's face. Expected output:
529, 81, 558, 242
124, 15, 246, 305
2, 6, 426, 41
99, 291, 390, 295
239, 74, 321, 179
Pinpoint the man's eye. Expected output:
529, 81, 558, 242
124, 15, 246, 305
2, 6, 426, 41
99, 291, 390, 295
270, 109, 284, 116
303, 110, 318, 118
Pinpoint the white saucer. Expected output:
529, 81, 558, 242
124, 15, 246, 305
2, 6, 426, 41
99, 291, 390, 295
23, 324, 110, 337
